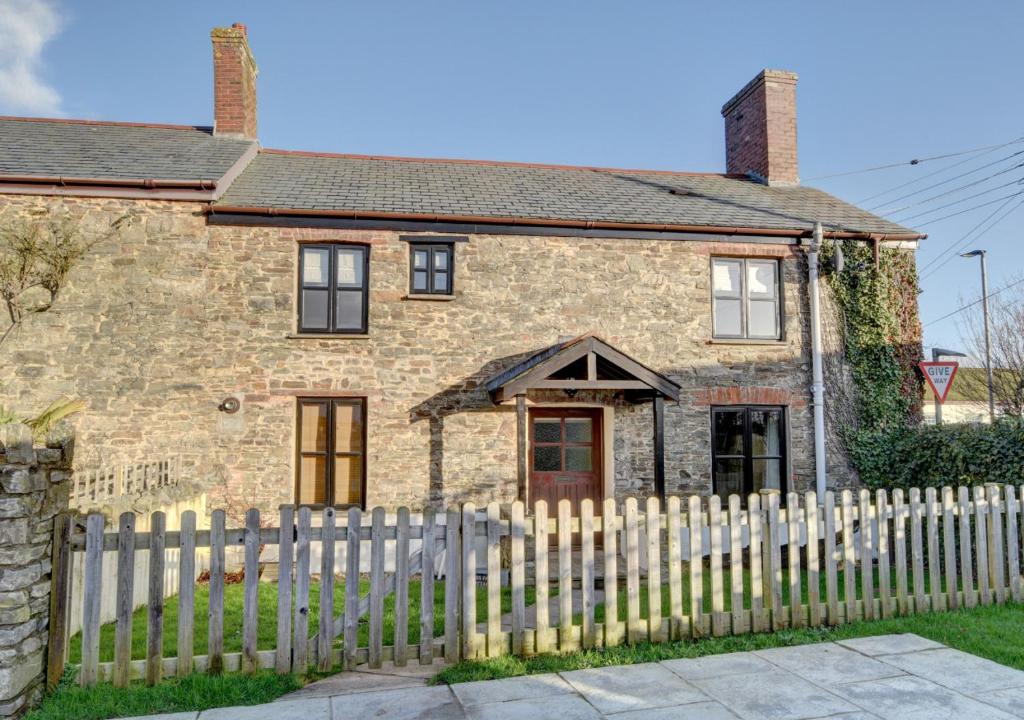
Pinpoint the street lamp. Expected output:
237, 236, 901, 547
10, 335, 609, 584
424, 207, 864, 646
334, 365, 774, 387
960, 249, 996, 422
930, 347, 967, 424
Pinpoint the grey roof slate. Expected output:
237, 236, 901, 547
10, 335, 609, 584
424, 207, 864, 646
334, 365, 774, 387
216, 151, 920, 236
0, 118, 254, 182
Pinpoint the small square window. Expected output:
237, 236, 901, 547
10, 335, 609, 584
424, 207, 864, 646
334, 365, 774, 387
408, 243, 454, 295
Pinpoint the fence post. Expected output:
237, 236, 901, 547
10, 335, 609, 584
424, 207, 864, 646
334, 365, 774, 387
45, 513, 73, 689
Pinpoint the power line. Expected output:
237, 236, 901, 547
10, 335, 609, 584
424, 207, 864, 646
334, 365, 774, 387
923, 276, 1024, 327
919, 195, 1024, 280
868, 149, 1024, 212
854, 136, 1024, 204
894, 183, 1024, 225
881, 162, 1024, 218
806, 138, 1024, 181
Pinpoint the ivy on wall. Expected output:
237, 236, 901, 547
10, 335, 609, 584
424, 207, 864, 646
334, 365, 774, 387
822, 240, 923, 487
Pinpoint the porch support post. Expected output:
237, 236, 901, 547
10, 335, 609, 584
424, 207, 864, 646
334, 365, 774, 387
653, 395, 665, 499
516, 394, 528, 502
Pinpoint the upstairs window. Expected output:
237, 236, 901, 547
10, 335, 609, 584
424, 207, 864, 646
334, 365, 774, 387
712, 258, 781, 339
299, 244, 369, 333
409, 243, 454, 295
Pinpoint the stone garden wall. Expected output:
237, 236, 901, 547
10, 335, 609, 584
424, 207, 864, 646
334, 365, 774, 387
0, 424, 72, 718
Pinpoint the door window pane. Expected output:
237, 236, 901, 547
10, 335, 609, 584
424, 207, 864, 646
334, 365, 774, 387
300, 403, 328, 452
334, 456, 363, 505
565, 447, 593, 472
534, 446, 561, 471
713, 410, 744, 455
334, 401, 363, 452
534, 419, 561, 443
713, 298, 742, 336
302, 290, 329, 330
335, 291, 364, 330
302, 248, 329, 286
297, 456, 327, 504
565, 418, 592, 444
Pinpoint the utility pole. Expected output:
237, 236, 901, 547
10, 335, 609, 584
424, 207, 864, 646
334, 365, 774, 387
930, 347, 967, 424
961, 249, 996, 422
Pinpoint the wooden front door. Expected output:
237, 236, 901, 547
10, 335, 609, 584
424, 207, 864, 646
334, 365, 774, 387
529, 408, 603, 517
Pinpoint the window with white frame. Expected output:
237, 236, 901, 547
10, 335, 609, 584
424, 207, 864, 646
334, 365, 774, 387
711, 257, 781, 339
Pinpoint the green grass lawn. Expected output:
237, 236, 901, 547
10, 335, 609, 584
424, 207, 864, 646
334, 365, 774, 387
435, 601, 1024, 684
25, 670, 301, 720
69, 578, 538, 663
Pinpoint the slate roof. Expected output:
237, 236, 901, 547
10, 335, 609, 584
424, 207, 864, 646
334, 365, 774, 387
0, 118, 254, 182
215, 150, 921, 236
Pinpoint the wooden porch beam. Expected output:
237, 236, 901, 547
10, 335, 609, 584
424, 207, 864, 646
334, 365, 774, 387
653, 396, 665, 499
516, 395, 527, 502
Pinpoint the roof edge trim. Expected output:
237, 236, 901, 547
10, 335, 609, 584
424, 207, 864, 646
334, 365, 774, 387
207, 205, 927, 241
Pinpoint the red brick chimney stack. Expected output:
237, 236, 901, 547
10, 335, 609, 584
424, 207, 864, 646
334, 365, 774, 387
721, 70, 799, 186
211, 23, 258, 139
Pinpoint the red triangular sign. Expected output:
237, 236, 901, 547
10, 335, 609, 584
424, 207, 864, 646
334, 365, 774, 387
919, 361, 959, 404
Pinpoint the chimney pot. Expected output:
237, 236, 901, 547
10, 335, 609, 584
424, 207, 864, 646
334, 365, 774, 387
211, 23, 258, 139
721, 69, 798, 186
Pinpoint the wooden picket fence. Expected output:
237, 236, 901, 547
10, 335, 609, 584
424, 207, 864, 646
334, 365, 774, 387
48, 484, 1024, 689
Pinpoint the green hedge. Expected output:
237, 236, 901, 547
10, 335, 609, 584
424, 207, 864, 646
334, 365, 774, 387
866, 418, 1024, 490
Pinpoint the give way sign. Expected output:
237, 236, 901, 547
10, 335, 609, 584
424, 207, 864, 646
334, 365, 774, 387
919, 361, 959, 404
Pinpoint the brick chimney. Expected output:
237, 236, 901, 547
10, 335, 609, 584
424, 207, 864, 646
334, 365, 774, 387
721, 70, 798, 185
211, 23, 258, 139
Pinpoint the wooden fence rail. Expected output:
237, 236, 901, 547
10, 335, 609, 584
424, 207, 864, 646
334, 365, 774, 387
49, 484, 1024, 687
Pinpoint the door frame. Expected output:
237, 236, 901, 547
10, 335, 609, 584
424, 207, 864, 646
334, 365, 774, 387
527, 406, 605, 511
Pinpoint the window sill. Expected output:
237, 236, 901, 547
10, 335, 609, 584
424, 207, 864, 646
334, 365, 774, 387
404, 294, 456, 302
707, 338, 787, 346
286, 333, 370, 340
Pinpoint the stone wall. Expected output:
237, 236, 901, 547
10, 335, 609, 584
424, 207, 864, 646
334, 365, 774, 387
0, 424, 72, 718
0, 192, 844, 514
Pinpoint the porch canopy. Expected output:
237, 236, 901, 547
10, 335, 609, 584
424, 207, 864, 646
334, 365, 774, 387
485, 335, 680, 499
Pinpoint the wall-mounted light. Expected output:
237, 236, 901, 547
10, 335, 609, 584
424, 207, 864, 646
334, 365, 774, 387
218, 397, 241, 414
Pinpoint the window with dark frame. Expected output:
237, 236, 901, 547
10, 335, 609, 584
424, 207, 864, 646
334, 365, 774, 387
711, 257, 781, 339
298, 244, 369, 333
409, 243, 453, 295
711, 406, 786, 501
295, 397, 366, 508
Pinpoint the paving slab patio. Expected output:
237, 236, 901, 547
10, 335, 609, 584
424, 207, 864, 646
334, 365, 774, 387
109, 634, 1024, 720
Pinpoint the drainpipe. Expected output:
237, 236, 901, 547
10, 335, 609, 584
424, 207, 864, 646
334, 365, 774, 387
809, 222, 827, 499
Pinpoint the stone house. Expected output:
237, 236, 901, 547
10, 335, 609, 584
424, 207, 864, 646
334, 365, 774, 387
0, 24, 924, 516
